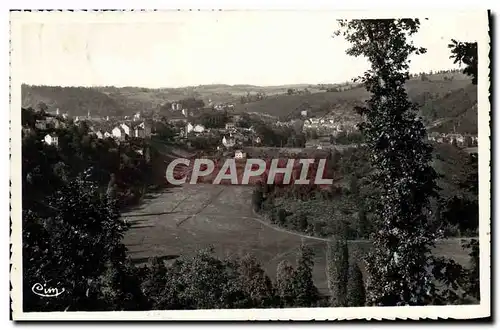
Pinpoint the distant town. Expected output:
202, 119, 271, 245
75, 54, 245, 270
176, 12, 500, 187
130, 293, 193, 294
26, 93, 478, 162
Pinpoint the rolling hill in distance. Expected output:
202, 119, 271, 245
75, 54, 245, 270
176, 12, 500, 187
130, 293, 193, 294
21, 72, 478, 134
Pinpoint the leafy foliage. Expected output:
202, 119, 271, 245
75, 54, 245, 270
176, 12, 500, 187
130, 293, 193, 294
346, 262, 366, 307
23, 173, 134, 311
326, 237, 349, 307
337, 19, 443, 305
448, 40, 478, 85
292, 244, 320, 307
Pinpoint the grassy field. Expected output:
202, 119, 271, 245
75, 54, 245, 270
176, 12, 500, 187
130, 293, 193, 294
122, 184, 473, 295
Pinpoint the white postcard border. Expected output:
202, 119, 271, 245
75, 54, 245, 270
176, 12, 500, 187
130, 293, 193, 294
9, 9, 491, 321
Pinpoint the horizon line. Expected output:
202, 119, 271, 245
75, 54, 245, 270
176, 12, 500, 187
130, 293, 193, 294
20, 67, 461, 90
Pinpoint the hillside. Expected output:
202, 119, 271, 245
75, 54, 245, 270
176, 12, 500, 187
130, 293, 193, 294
21, 72, 477, 133
22, 85, 133, 117
233, 73, 477, 127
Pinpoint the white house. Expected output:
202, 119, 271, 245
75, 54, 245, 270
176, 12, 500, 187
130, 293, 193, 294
301, 110, 308, 117
456, 135, 465, 145
186, 123, 194, 134
222, 135, 235, 148
171, 102, 182, 111
133, 112, 141, 121
43, 134, 58, 147
120, 123, 131, 137
134, 125, 145, 138
193, 124, 205, 133
254, 136, 262, 144
225, 123, 236, 130
234, 150, 246, 159
112, 126, 126, 141
95, 130, 104, 139
104, 131, 112, 138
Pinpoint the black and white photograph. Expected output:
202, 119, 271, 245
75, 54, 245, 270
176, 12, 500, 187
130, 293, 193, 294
9, 9, 490, 320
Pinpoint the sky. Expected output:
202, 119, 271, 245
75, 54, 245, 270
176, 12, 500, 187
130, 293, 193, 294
18, 11, 485, 88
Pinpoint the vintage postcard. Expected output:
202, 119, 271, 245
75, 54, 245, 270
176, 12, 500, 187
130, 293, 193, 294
10, 10, 491, 321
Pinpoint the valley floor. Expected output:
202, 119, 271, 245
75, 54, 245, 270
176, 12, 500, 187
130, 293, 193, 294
123, 184, 473, 295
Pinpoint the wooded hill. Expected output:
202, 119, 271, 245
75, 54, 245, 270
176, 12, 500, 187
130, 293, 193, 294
21, 71, 477, 134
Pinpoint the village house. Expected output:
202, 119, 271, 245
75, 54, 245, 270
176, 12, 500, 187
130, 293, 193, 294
234, 150, 246, 159
193, 124, 205, 133
120, 123, 132, 137
171, 102, 182, 111
112, 126, 127, 141
134, 125, 145, 138
43, 134, 59, 147
225, 122, 236, 130
222, 135, 236, 148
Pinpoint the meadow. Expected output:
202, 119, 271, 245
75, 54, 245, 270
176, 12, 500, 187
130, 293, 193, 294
122, 184, 473, 295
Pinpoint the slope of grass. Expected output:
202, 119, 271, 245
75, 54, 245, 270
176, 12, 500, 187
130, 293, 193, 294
22, 85, 132, 117
234, 76, 476, 122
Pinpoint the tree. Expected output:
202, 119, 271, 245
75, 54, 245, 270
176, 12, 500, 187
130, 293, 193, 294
326, 237, 349, 306
106, 173, 118, 201
337, 19, 441, 305
449, 40, 478, 85
251, 186, 264, 211
292, 244, 320, 307
346, 262, 366, 307
23, 171, 131, 312
349, 175, 359, 197
237, 254, 278, 307
277, 208, 287, 225
276, 260, 295, 307
462, 239, 479, 301
180, 97, 205, 110
37, 101, 49, 113
357, 203, 371, 239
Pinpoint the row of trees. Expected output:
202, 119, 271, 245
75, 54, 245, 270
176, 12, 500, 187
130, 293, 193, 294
240, 91, 267, 104
287, 88, 312, 95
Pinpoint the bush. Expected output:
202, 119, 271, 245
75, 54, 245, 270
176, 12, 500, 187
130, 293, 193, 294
346, 262, 366, 307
